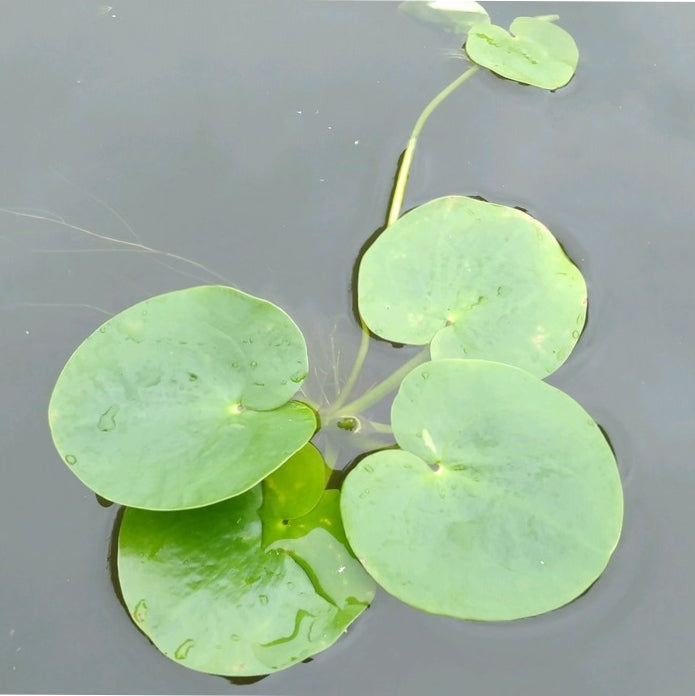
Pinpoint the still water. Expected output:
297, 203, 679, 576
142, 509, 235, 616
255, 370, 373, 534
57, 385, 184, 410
1, 2, 694, 694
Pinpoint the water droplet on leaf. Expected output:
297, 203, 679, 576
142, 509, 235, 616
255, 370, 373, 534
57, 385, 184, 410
97, 404, 119, 432
133, 599, 147, 623
174, 638, 195, 660
65, 454, 77, 465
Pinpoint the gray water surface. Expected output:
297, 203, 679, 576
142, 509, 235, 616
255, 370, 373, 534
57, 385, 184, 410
1, 2, 694, 694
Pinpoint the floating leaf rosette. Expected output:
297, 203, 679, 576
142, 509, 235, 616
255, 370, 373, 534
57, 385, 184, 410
341, 360, 623, 621
48, 285, 316, 510
357, 196, 587, 377
465, 16, 579, 89
118, 444, 376, 676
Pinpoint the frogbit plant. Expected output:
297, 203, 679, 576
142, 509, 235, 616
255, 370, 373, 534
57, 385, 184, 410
48, 2, 623, 678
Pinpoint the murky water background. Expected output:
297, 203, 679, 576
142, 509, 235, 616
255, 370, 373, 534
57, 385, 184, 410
1, 2, 694, 694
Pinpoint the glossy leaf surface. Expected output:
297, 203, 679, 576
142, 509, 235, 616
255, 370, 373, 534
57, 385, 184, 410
466, 16, 578, 89
341, 360, 623, 621
358, 196, 586, 377
49, 285, 315, 510
399, 0, 489, 35
118, 444, 375, 676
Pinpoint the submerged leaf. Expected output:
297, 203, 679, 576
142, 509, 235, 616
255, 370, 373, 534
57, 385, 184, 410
399, 0, 490, 35
465, 16, 578, 89
48, 285, 315, 510
260, 439, 328, 524
357, 196, 586, 377
118, 444, 375, 676
341, 359, 623, 621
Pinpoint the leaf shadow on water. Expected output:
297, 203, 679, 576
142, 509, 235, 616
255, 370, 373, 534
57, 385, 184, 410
348, 220, 389, 342
347, 145, 411, 343
596, 423, 618, 461
107, 506, 128, 616
96, 494, 114, 508
326, 445, 399, 491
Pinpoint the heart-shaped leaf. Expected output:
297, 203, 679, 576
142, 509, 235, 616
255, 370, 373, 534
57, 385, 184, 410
465, 16, 578, 89
48, 285, 316, 510
357, 196, 587, 377
399, 1, 490, 36
340, 360, 623, 621
118, 444, 376, 676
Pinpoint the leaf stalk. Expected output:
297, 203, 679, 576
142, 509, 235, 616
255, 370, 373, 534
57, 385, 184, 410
329, 64, 480, 420
386, 64, 480, 225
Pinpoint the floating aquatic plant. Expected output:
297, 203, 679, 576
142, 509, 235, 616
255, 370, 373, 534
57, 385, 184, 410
48, 1, 623, 677
118, 444, 375, 676
48, 286, 315, 511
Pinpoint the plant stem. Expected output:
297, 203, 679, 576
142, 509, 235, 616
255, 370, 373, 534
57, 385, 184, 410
330, 64, 481, 416
329, 318, 371, 413
386, 64, 479, 226
327, 347, 428, 419
368, 421, 393, 435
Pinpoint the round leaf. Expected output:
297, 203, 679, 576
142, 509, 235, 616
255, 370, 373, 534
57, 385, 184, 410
465, 17, 578, 89
261, 437, 328, 522
118, 444, 375, 677
340, 360, 623, 621
399, 1, 490, 36
357, 196, 587, 377
48, 285, 316, 510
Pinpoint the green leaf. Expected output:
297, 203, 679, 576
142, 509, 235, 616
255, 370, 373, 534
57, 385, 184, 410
465, 16, 578, 89
118, 444, 376, 677
340, 359, 623, 621
48, 285, 316, 510
260, 438, 328, 524
399, 1, 490, 35
357, 196, 587, 377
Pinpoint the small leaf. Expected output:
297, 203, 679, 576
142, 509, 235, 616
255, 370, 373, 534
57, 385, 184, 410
118, 444, 375, 677
48, 285, 315, 510
399, 0, 490, 35
357, 196, 587, 377
260, 440, 328, 522
340, 359, 623, 621
465, 16, 579, 89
